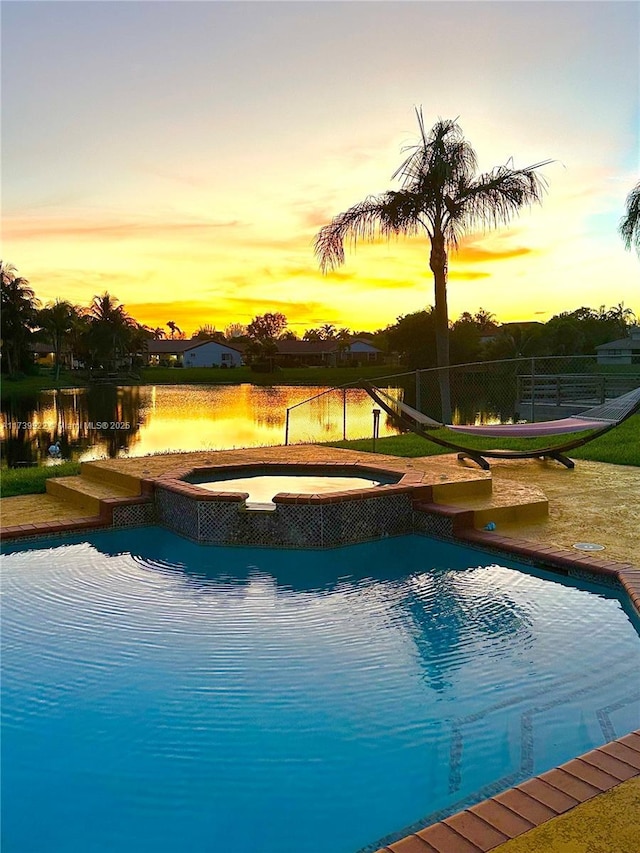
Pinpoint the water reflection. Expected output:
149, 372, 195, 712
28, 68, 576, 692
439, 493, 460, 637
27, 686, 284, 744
1, 384, 401, 465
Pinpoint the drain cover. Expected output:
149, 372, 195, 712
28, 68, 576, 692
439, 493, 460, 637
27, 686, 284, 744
572, 542, 606, 551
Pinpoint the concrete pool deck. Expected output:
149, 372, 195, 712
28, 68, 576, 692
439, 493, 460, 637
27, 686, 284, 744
1, 446, 639, 851
2, 447, 638, 565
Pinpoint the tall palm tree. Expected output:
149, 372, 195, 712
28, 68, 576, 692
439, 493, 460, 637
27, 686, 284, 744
1, 261, 40, 375
88, 292, 135, 371
619, 181, 640, 256
38, 299, 79, 380
315, 110, 550, 420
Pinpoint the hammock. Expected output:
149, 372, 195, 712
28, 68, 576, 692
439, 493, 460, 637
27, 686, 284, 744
363, 383, 640, 469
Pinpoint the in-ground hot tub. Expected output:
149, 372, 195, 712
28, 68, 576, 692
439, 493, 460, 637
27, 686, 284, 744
152, 462, 429, 547
185, 466, 401, 507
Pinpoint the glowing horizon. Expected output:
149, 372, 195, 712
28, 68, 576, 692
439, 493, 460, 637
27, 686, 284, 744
3, 1, 638, 337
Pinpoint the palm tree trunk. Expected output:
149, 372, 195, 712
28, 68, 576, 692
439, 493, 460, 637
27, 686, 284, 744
430, 232, 452, 422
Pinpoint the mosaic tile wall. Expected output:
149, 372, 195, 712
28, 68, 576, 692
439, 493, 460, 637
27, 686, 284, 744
155, 488, 199, 539
568, 566, 621, 589
321, 494, 413, 547
153, 487, 414, 547
412, 509, 455, 540
198, 500, 242, 543
112, 502, 155, 529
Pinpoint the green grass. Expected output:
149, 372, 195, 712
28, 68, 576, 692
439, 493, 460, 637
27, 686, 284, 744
1, 366, 392, 397
1, 461, 82, 498
1, 371, 89, 398
326, 414, 640, 467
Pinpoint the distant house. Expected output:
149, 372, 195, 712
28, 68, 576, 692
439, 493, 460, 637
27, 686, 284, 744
274, 338, 383, 367
146, 339, 243, 368
30, 342, 55, 366
595, 327, 640, 365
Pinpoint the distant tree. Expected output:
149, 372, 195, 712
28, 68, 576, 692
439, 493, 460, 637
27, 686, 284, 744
1, 261, 40, 375
302, 324, 344, 341
320, 323, 337, 340
88, 292, 136, 370
151, 327, 166, 340
384, 308, 438, 370
193, 324, 225, 341
247, 312, 287, 340
243, 337, 279, 372
315, 109, 550, 420
619, 181, 640, 256
128, 323, 152, 370
537, 305, 636, 356
224, 322, 248, 340
303, 328, 322, 341
484, 322, 544, 360
279, 330, 299, 340
38, 299, 80, 380
166, 320, 182, 339
449, 309, 498, 364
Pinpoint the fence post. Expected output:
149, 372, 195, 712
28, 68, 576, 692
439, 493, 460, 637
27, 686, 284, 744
530, 357, 536, 423
284, 408, 290, 446
342, 388, 347, 441
372, 408, 380, 452
415, 370, 422, 413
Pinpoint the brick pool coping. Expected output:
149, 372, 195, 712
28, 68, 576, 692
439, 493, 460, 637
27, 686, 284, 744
372, 731, 640, 853
2, 454, 639, 852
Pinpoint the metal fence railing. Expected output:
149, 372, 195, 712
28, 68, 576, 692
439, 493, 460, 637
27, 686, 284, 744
284, 356, 640, 446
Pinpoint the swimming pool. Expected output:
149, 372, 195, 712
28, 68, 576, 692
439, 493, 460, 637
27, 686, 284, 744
2, 529, 639, 853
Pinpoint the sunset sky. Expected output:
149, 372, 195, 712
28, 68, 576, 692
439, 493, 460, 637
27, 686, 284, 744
3, 1, 638, 336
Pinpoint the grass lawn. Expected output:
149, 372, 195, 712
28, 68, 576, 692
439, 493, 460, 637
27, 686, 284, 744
1, 462, 82, 498
0, 371, 89, 397
1, 365, 393, 397
326, 414, 640, 467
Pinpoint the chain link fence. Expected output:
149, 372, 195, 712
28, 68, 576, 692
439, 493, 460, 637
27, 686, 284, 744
285, 356, 640, 446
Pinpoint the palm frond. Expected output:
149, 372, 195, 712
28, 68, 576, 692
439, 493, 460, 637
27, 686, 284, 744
314, 191, 426, 272
619, 181, 640, 254
394, 112, 478, 195
452, 160, 551, 235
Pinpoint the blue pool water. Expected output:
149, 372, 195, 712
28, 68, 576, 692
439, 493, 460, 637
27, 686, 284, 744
2, 529, 639, 853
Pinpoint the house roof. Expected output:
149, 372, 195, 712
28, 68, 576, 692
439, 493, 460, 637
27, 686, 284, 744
275, 340, 337, 355
595, 337, 640, 351
147, 339, 242, 354
275, 338, 382, 355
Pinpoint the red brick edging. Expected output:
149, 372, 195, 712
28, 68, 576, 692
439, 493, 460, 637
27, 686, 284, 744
375, 731, 640, 853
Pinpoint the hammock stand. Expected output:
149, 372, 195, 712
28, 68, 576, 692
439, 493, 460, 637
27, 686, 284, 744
362, 382, 640, 470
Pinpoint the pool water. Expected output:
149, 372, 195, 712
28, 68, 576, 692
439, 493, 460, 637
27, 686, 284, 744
2, 529, 639, 853
189, 473, 393, 505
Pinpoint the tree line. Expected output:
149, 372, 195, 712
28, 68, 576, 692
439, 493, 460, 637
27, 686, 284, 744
1, 258, 636, 380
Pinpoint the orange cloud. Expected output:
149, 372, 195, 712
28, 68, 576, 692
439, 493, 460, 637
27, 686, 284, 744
126, 296, 336, 335
455, 243, 534, 263
4, 215, 242, 241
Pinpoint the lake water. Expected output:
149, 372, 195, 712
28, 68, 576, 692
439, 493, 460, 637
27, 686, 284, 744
1, 385, 402, 465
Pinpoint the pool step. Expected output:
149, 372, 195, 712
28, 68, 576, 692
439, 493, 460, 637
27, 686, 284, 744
80, 461, 144, 494
46, 475, 139, 515
435, 479, 549, 528
431, 477, 493, 502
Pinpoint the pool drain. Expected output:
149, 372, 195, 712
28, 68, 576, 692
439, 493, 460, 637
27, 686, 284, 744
572, 542, 606, 551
